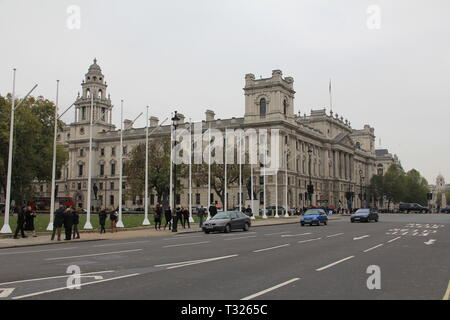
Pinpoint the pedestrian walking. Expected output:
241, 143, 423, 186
163, 206, 172, 231
13, 206, 27, 239
72, 207, 80, 239
245, 205, 253, 217
154, 204, 162, 231
63, 207, 74, 241
182, 207, 190, 229
172, 206, 182, 232
51, 204, 65, 241
24, 205, 37, 237
197, 205, 206, 228
99, 207, 107, 234
110, 207, 119, 233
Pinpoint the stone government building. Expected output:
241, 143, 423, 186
34, 60, 401, 213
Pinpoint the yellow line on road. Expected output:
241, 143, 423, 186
443, 280, 450, 300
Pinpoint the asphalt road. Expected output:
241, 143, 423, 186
0, 214, 449, 300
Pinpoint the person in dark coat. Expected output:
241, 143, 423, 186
172, 206, 182, 232
13, 206, 27, 239
110, 207, 119, 233
51, 205, 65, 241
245, 205, 253, 217
63, 207, 74, 240
197, 205, 206, 228
154, 204, 162, 231
99, 207, 107, 234
209, 201, 218, 218
182, 207, 190, 229
72, 207, 80, 239
24, 205, 37, 237
163, 206, 172, 231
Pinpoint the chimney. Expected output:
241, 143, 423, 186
205, 110, 215, 122
149, 116, 159, 127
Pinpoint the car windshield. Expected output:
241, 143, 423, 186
211, 212, 231, 220
355, 209, 370, 214
305, 209, 323, 215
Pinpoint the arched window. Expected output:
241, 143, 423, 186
283, 99, 288, 115
86, 89, 91, 98
260, 98, 267, 117
98, 90, 102, 99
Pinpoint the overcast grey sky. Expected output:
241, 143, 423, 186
0, 0, 449, 184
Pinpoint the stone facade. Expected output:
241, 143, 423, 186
34, 62, 394, 213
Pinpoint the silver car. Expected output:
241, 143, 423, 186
202, 211, 251, 234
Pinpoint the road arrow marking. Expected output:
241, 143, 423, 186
0, 288, 15, 298
353, 235, 370, 240
424, 239, 436, 245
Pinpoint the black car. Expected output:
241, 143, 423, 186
441, 206, 450, 213
351, 208, 379, 223
202, 211, 251, 234
399, 203, 429, 213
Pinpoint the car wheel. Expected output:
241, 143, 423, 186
324, 220, 327, 225
224, 224, 231, 233
243, 223, 250, 232
374, 218, 378, 222
204, 230, 210, 234
351, 219, 354, 223
301, 222, 305, 226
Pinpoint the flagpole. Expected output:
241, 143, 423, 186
285, 149, 289, 217
47, 80, 60, 230
188, 119, 194, 223
263, 147, 267, 219
84, 93, 95, 229
207, 124, 211, 220
250, 161, 255, 220
143, 106, 150, 225
275, 167, 279, 218
224, 128, 227, 212
239, 130, 242, 213
1, 69, 17, 234
169, 115, 173, 213
329, 78, 333, 113
117, 100, 124, 228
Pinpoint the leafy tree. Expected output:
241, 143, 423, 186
367, 174, 384, 207
383, 164, 405, 209
0, 94, 68, 205
402, 169, 429, 206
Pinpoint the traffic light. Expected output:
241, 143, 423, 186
427, 193, 433, 200
307, 184, 314, 195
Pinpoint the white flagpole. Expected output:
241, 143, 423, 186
263, 148, 267, 219
329, 78, 333, 113
48, 80, 60, 230
275, 166, 279, 218
250, 162, 255, 220
188, 119, 194, 223
84, 93, 95, 229
117, 100, 124, 228
169, 117, 173, 213
207, 124, 211, 220
224, 128, 227, 212
239, 130, 242, 213
1, 69, 16, 234
143, 106, 150, 225
285, 150, 289, 217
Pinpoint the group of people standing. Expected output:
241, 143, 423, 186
51, 204, 81, 241
13, 205, 37, 239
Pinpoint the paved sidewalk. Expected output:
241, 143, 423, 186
0, 215, 342, 249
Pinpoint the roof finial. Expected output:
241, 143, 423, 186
94, 58, 97, 64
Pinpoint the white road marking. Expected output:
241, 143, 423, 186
316, 256, 355, 271
387, 236, 401, 243
281, 233, 312, 238
163, 241, 210, 248
45, 249, 142, 261
93, 240, 150, 247
0, 270, 115, 286
264, 231, 290, 236
0, 288, 15, 298
353, 235, 370, 240
424, 239, 436, 245
241, 278, 300, 300
160, 255, 239, 270
326, 233, 344, 238
0, 247, 80, 256
222, 232, 256, 237
298, 238, 322, 244
223, 235, 257, 241
164, 235, 204, 240
253, 244, 290, 253
363, 244, 383, 252
443, 280, 450, 300
12, 273, 140, 300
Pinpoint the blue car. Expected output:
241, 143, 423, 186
301, 208, 328, 226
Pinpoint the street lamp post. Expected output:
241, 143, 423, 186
307, 149, 313, 207
359, 169, 364, 209
171, 111, 180, 232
